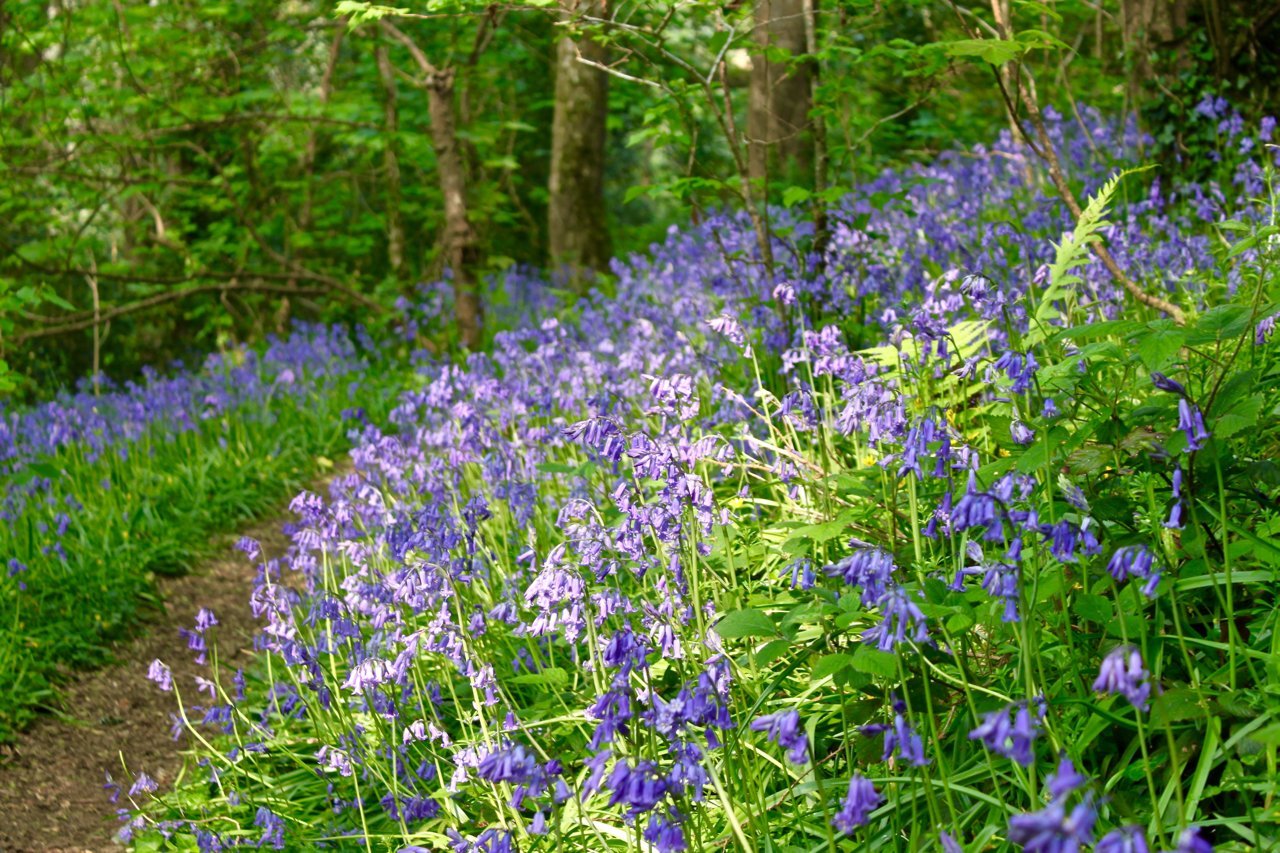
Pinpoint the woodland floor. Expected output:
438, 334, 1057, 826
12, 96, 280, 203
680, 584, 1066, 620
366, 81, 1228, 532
0, 508, 298, 852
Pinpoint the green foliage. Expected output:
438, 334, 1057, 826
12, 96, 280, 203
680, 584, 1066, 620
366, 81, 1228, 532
0, 0, 557, 391
0, 342, 405, 740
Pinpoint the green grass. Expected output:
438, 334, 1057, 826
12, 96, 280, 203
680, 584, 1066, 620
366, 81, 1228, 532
0, 351, 402, 741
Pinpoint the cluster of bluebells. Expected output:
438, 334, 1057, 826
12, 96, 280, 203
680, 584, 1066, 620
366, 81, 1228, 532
116, 104, 1280, 849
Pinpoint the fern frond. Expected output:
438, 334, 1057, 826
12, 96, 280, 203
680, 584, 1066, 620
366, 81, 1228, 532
1036, 165, 1153, 328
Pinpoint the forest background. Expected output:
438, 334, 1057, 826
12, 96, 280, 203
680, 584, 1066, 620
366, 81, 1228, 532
1, 0, 1277, 395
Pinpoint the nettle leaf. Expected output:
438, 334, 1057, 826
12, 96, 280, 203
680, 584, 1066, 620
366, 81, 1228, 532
714, 608, 777, 639
1072, 593, 1112, 624
782, 186, 812, 208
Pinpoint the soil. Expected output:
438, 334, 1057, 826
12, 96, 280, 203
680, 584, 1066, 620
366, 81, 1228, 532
0, 512, 295, 853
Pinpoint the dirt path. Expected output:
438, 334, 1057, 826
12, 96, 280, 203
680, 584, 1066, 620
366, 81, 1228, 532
0, 511, 294, 853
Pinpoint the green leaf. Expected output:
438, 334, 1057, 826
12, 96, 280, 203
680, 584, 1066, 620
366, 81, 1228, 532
1150, 687, 1207, 726
939, 38, 1025, 67
1135, 324, 1186, 371
1072, 593, 1112, 624
714, 608, 777, 639
1187, 305, 1252, 345
781, 186, 812, 208
755, 639, 791, 668
811, 653, 855, 682
850, 645, 898, 678
509, 667, 569, 687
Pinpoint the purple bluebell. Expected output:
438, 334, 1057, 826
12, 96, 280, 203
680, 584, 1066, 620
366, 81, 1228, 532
1045, 756, 1086, 799
825, 547, 896, 606
1008, 794, 1097, 852
1173, 826, 1213, 853
1095, 826, 1149, 853
147, 659, 173, 692
865, 585, 929, 651
1093, 646, 1153, 711
969, 701, 1042, 766
1107, 545, 1161, 597
128, 772, 158, 796
750, 709, 809, 765
643, 809, 687, 853
1256, 313, 1277, 345
832, 774, 882, 833
1177, 399, 1210, 451
1151, 373, 1187, 396
605, 759, 668, 816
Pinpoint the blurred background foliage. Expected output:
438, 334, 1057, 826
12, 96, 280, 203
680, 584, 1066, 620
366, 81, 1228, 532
1, 0, 1277, 395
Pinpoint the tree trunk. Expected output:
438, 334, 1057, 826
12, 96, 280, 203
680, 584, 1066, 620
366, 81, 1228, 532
747, 0, 813, 188
1120, 0, 1189, 102
426, 68, 483, 349
375, 41, 406, 280
381, 21, 483, 349
547, 1, 611, 285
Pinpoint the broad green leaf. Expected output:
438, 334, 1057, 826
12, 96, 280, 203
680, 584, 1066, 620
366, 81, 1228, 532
715, 608, 777, 639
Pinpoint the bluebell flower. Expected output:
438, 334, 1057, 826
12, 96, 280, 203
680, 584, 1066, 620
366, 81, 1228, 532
782, 557, 815, 590
1011, 421, 1035, 445
605, 759, 667, 816
884, 705, 930, 766
644, 809, 687, 853
1177, 399, 1209, 451
969, 701, 1042, 766
477, 743, 539, 785
750, 709, 809, 765
832, 774, 882, 833
1256, 313, 1277, 345
825, 547, 896, 606
994, 350, 1040, 394
1107, 545, 1161, 597
1151, 372, 1187, 396
1095, 826, 1149, 853
1008, 794, 1096, 852
865, 585, 929, 651
1093, 646, 1152, 711
147, 659, 173, 692
128, 772, 158, 796
1045, 756, 1086, 799
1172, 826, 1213, 853
253, 806, 286, 850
